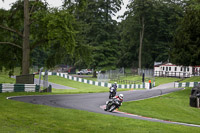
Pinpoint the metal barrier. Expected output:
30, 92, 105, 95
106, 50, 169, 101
0, 84, 39, 93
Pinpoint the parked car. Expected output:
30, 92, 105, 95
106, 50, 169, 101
77, 69, 92, 75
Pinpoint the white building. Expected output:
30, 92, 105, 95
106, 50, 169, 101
154, 62, 200, 78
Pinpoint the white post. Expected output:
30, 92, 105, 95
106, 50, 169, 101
38, 67, 43, 91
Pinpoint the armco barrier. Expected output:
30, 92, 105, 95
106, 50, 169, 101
41, 72, 57, 76
51, 72, 155, 89
0, 84, 40, 93
174, 82, 200, 88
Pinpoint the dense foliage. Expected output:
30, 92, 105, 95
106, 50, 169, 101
119, 0, 184, 68
0, 0, 88, 74
0, 0, 199, 76
72, 0, 122, 73
170, 0, 200, 66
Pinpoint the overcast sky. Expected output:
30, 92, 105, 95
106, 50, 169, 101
0, 0, 129, 21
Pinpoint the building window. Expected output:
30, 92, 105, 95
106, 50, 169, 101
163, 67, 165, 70
187, 67, 189, 71
166, 67, 168, 71
181, 67, 182, 71
175, 67, 177, 71
169, 67, 171, 71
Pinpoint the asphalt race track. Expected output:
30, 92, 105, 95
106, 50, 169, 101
8, 88, 200, 127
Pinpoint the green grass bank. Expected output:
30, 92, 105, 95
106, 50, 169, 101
119, 87, 200, 125
0, 92, 200, 132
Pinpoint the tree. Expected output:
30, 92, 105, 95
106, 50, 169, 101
61, 0, 93, 69
0, 0, 78, 75
0, 0, 30, 75
75, 0, 122, 77
119, 0, 184, 68
170, 0, 200, 66
127, 0, 153, 69
22, 0, 30, 75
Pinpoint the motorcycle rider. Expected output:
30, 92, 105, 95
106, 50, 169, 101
111, 82, 118, 90
109, 82, 117, 98
105, 94, 124, 111
114, 94, 123, 107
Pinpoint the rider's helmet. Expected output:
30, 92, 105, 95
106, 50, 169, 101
119, 94, 123, 100
114, 82, 117, 85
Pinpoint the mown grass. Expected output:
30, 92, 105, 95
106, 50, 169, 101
154, 77, 180, 86
83, 75, 147, 83
0, 67, 21, 75
46, 75, 131, 94
82, 75, 180, 87
1, 72, 200, 132
82, 75, 143, 83
46, 76, 199, 92
180, 76, 200, 83
119, 87, 200, 125
0, 67, 20, 84
0, 75, 15, 84
0, 92, 200, 132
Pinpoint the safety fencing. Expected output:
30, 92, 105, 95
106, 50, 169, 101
41, 72, 57, 75
174, 82, 200, 88
0, 84, 40, 93
45, 72, 155, 89
41, 72, 200, 89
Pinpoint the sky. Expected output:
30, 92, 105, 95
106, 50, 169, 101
0, 0, 129, 22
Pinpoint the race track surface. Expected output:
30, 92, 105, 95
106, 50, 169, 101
8, 88, 200, 127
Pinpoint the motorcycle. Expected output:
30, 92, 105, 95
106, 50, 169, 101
104, 98, 121, 112
109, 87, 116, 99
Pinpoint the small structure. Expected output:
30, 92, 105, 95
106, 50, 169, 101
16, 74, 35, 84
154, 62, 200, 78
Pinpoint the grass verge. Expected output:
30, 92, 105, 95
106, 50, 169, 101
43, 75, 131, 94
0, 92, 200, 132
82, 75, 180, 87
119, 87, 200, 125
0, 75, 15, 84
180, 76, 200, 82
154, 77, 180, 86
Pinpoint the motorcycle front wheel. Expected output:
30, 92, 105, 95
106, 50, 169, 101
109, 105, 116, 112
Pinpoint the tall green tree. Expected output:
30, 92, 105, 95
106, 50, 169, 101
62, 0, 92, 69
120, 0, 155, 68
119, 0, 184, 68
0, 0, 33, 75
0, 0, 78, 75
75, 0, 122, 77
170, 0, 200, 66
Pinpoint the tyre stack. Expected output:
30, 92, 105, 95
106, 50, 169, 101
190, 84, 200, 107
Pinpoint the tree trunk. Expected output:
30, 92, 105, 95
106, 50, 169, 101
138, 16, 145, 70
22, 0, 30, 75
92, 67, 97, 78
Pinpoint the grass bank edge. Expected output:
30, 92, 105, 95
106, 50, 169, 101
119, 87, 200, 125
0, 92, 200, 132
